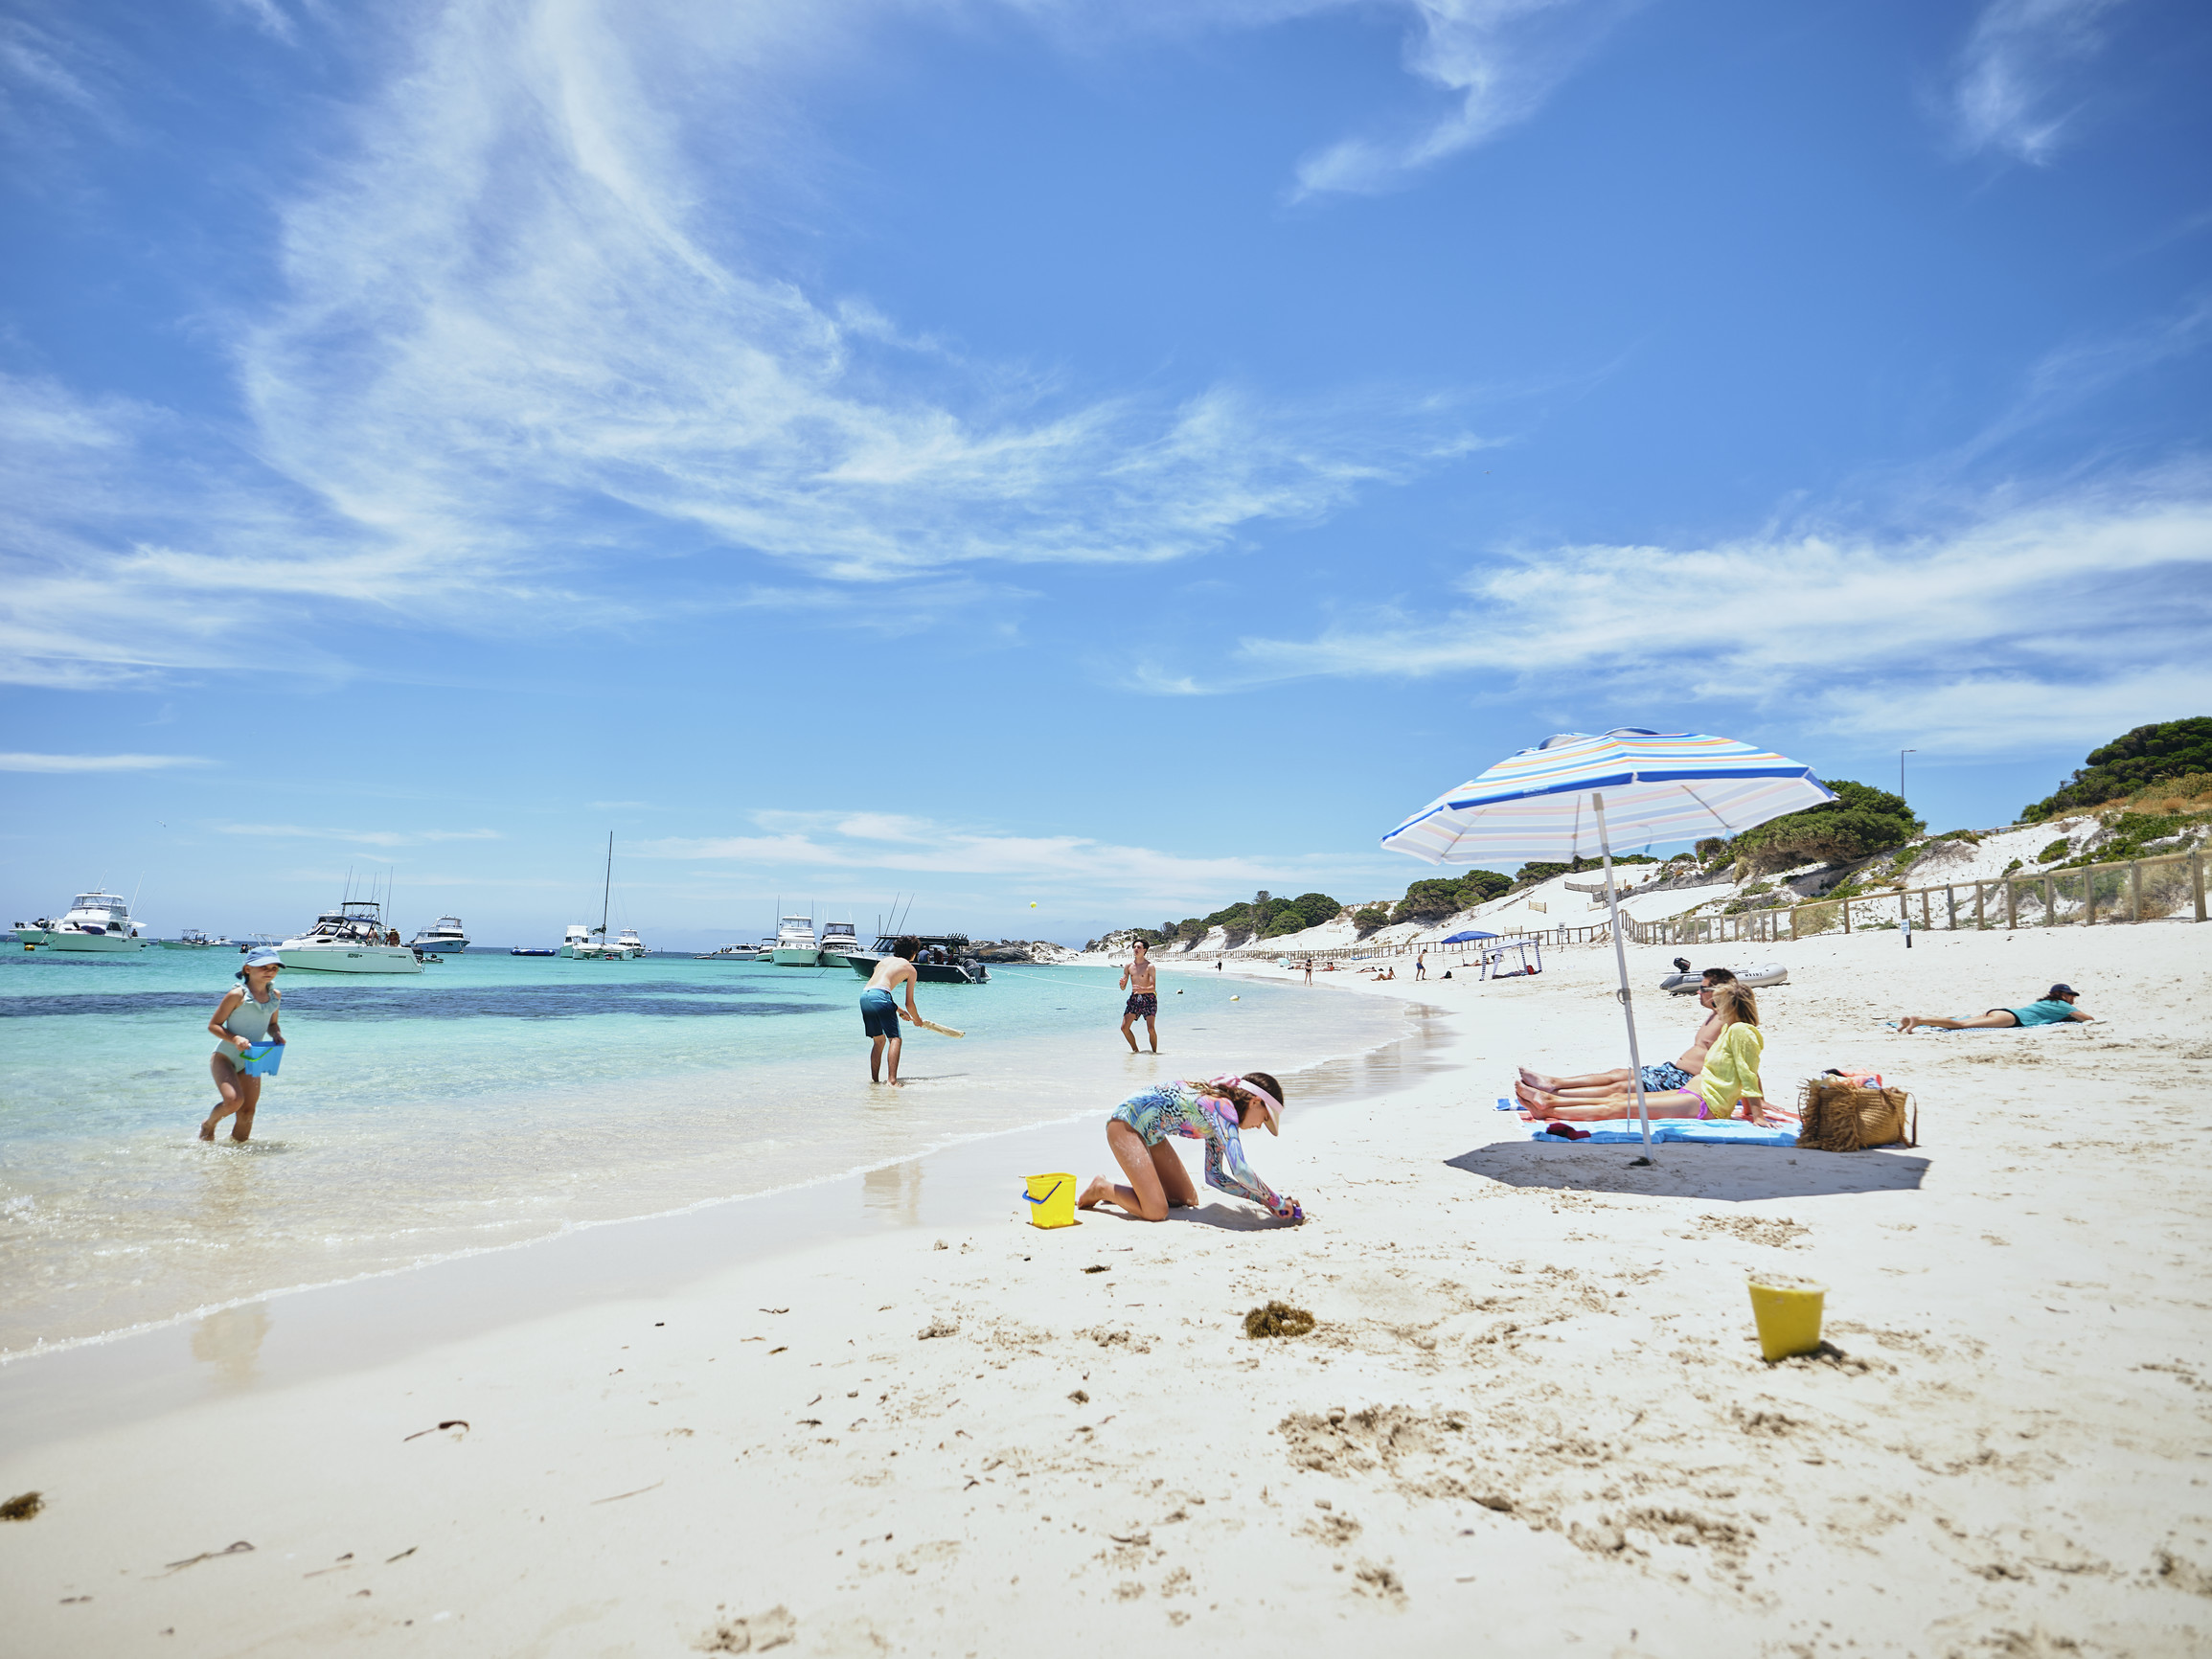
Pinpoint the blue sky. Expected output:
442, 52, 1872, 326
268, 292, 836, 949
4, 0, 2208, 947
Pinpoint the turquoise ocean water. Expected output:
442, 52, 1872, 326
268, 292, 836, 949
0, 948, 1407, 1356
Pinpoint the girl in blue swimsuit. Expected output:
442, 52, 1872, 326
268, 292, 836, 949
1078, 1073, 1304, 1223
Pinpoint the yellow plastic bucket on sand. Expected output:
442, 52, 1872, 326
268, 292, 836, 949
1023, 1172, 1077, 1229
1747, 1275, 1827, 1361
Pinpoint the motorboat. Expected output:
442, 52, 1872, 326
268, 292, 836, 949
614, 927, 647, 956
693, 943, 761, 960
13, 891, 154, 953
408, 916, 469, 955
841, 933, 991, 985
511, 946, 557, 957
769, 914, 820, 966
816, 920, 863, 966
277, 900, 423, 974
165, 927, 232, 949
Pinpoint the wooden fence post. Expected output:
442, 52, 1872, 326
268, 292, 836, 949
2043, 875, 2056, 926
1974, 883, 1985, 927
2084, 865, 2095, 926
2130, 860, 2142, 923
2195, 851, 2207, 922
2005, 879, 2017, 929
1843, 898, 1852, 935
1946, 886, 1956, 929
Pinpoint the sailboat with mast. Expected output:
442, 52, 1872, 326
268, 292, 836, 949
559, 833, 644, 960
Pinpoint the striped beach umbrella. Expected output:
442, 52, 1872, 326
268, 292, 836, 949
1383, 729, 1835, 1146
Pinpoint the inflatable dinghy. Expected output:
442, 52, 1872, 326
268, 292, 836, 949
1660, 961, 1790, 994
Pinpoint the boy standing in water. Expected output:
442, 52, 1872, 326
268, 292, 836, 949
861, 936, 923, 1084
1120, 940, 1159, 1054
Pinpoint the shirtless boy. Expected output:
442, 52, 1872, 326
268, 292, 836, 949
1120, 941, 1159, 1054
1519, 967, 1737, 1099
861, 936, 923, 1084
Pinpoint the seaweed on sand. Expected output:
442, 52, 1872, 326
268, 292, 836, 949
1244, 1301, 1317, 1339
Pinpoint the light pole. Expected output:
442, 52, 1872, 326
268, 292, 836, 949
1899, 748, 1916, 804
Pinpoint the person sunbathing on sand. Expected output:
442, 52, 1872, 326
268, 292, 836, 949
1897, 983, 2093, 1034
1078, 1074, 1304, 1224
1520, 968, 1738, 1099
1516, 984, 1772, 1125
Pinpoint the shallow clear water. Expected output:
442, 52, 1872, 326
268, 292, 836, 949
0, 948, 1408, 1354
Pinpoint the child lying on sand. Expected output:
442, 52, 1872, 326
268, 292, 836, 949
1897, 983, 2093, 1034
1079, 1074, 1304, 1223
1517, 985, 1773, 1125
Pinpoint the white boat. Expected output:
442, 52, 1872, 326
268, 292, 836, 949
165, 927, 231, 949
12, 891, 155, 953
408, 916, 469, 955
769, 914, 819, 966
817, 920, 862, 965
692, 943, 758, 960
559, 835, 645, 960
277, 900, 423, 974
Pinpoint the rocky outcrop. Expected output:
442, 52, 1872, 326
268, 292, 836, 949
970, 939, 1083, 965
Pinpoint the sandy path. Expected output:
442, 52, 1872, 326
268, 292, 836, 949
3, 924, 2209, 1655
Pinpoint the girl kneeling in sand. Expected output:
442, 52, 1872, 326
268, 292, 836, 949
1079, 1074, 1304, 1223
204, 948, 285, 1143
1516, 985, 1773, 1125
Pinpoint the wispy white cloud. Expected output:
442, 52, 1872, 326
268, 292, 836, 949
1173, 483, 2212, 750
212, 823, 503, 848
1949, 0, 2126, 165
0, 752, 210, 772
1288, 0, 1637, 198
0, 1, 1484, 691
636, 807, 1386, 912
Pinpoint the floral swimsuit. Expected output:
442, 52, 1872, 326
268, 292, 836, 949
1109, 1081, 1297, 1219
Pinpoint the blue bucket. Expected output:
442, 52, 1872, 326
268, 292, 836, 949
238, 1042, 285, 1078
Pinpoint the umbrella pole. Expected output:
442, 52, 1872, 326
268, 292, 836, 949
1592, 792, 1653, 1149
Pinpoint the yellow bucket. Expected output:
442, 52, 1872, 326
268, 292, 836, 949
1747, 1275, 1827, 1361
1022, 1172, 1077, 1229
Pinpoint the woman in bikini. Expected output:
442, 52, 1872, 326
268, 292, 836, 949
1516, 984, 1771, 1125
1078, 1072, 1304, 1223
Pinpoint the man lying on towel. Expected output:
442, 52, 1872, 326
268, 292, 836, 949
1516, 984, 1773, 1125
1518, 967, 1737, 1100
1896, 983, 2094, 1034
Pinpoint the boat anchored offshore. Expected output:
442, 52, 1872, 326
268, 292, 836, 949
165, 927, 231, 949
843, 933, 991, 985
13, 891, 155, 953
559, 833, 645, 960
277, 900, 423, 974
817, 920, 863, 966
769, 914, 820, 966
408, 916, 469, 955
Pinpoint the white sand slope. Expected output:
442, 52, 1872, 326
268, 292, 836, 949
3, 923, 2209, 1655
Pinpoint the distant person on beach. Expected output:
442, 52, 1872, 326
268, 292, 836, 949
1302, 958, 1313, 986
1078, 1073, 1304, 1223
203, 949, 285, 1143
1517, 984, 1772, 1125
1897, 984, 2093, 1034
861, 937, 923, 1084
1520, 968, 1737, 1098
1120, 941, 1159, 1053
1415, 949, 1426, 981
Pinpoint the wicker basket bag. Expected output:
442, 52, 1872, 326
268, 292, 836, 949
1796, 1075, 1917, 1152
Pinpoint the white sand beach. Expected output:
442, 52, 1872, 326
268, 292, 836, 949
5, 923, 2210, 1656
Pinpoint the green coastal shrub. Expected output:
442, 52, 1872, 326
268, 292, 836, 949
2021, 718, 2212, 822
1727, 780, 1922, 875
1351, 905, 1389, 937
2036, 838, 2071, 864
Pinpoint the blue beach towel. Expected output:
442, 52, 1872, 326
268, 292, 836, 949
1526, 1119, 1796, 1148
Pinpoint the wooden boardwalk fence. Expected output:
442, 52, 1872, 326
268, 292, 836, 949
1145, 847, 2208, 963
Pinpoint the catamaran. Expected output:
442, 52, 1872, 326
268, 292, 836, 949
559, 834, 645, 960
12, 891, 153, 953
